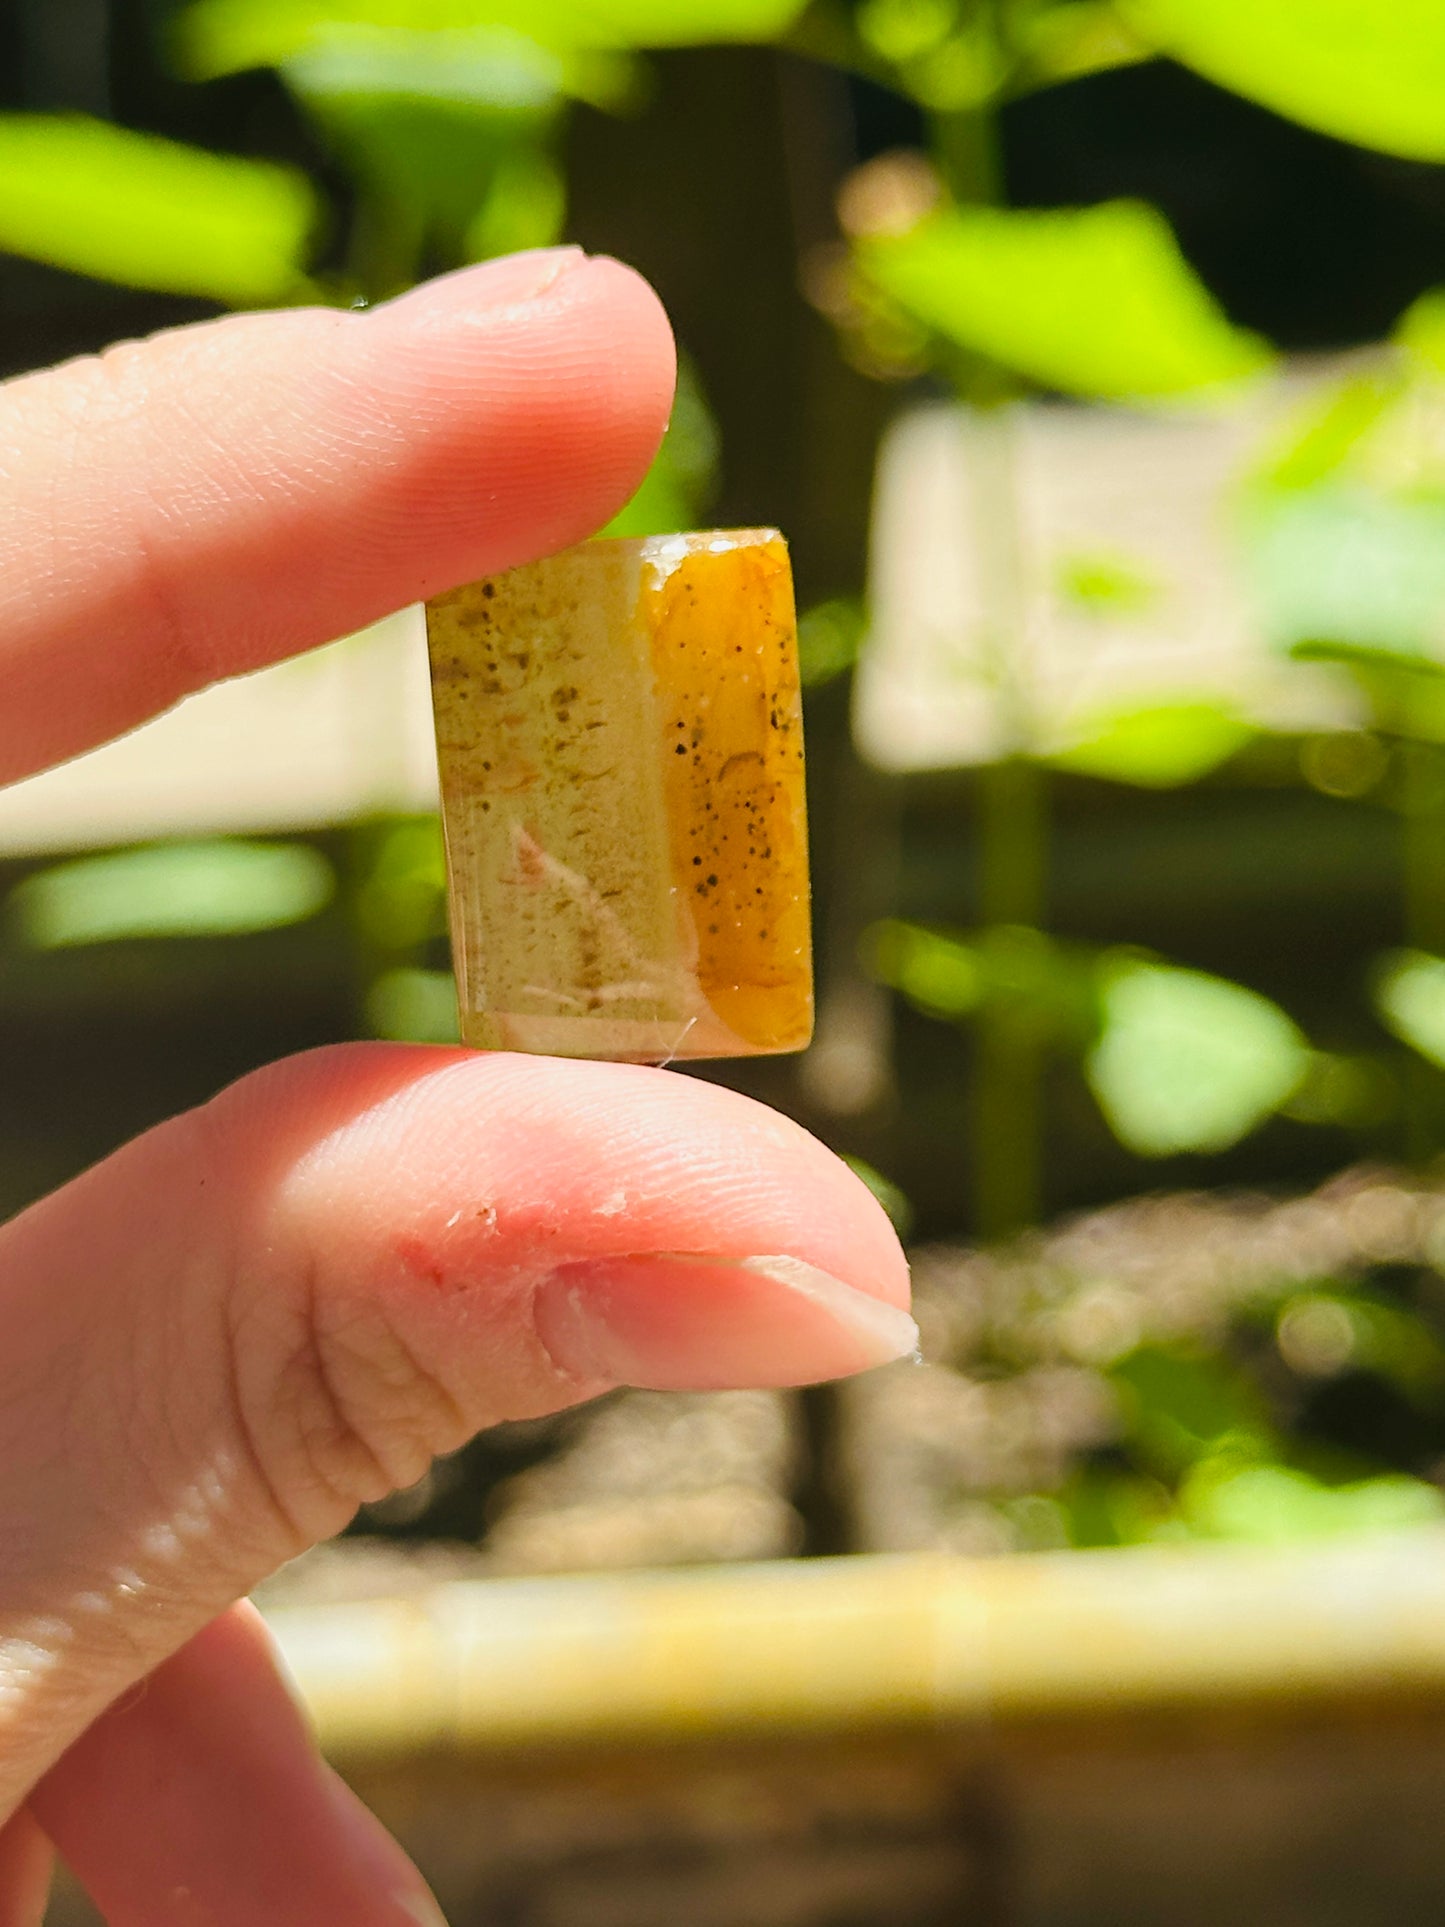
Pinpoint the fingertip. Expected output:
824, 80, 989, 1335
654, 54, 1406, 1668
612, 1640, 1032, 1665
353, 251, 677, 576
0, 247, 680, 778
33, 1605, 443, 1927
240, 1046, 911, 1315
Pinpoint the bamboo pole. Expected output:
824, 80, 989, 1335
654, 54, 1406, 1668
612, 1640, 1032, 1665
263, 1534, 1445, 1761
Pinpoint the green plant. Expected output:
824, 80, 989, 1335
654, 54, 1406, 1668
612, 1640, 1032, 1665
794, 0, 1445, 1231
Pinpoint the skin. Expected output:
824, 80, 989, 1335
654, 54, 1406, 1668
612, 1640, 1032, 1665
0, 247, 912, 1925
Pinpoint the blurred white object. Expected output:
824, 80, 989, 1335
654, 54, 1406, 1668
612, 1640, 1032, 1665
0, 607, 439, 854
856, 385, 1359, 772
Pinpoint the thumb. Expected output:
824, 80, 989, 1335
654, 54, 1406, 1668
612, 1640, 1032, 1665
0, 1044, 912, 1808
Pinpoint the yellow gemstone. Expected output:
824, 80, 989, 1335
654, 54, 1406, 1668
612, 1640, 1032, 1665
425, 529, 813, 1061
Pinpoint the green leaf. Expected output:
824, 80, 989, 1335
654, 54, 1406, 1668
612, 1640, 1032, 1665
865, 920, 985, 1019
1052, 702, 1253, 787
177, 0, 810, 75
286, 22, 565, 107
1375, 948, 1445, 1069
0, 115, 316, 303
1122, 0, 1445, 163
856, 199, 1272, 402
365, 965, 461, 1042
868, 920, 1098, 1047
6, 841, 334, 947
284, 28, 570, 267
283, 20, 632, 116
1244, 484, 1445, 668
1182, 1462, 1444, 1543
1088, 958, 1308, 1155
464, 147, 567, 257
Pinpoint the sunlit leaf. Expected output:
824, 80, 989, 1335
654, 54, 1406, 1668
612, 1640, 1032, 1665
1375, 948, 1445, 1070
865, 920, 985, 1018
177, 0, 810, 75
287, 22, 564, 106
856, 199, 1272, 401
0, 115, 315, 303
901, 23, 1007, 112
1243, 484, 1445, 667
6, 841, 334, 947
1182, 1461, 1444, 1542
1053, 702, 1253, 787
1122, 0, 1445, 163
1088, 958, 1308, 1155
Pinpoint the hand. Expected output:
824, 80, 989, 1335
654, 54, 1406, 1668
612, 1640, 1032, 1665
0, 246, 914, 1925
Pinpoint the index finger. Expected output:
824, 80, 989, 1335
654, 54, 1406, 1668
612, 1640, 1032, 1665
0, 248, 675, 785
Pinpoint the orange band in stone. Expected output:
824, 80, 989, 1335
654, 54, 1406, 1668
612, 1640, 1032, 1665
426, 530, 813, 1062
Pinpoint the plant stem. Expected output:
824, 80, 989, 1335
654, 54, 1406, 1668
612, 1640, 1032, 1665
933, 88, 1049, 1237
1400, 737, 1445, 958
1398, 734, 1445, 1165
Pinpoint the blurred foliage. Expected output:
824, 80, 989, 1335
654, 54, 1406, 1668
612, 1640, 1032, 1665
282, 28, 571, 289
174, 0, 814, 73
1375, 950, 1445, 1072
1119, 0, 1445, 163
0, 2, 1437, 1183
366, 965, 462, 1042
1050, 702, 1254, 789
856, 198, 1272, 401
351, 817, 448, 952
846, 1174, 1445, 1557
1247, 487, 1445, 671
0, 115, 317, 303
1052, 548, 1160, 618
869, 920, 1310, 1159
4, 840, 334, 946
797, 597, 866, 687
1087, 959, 1308, 1158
